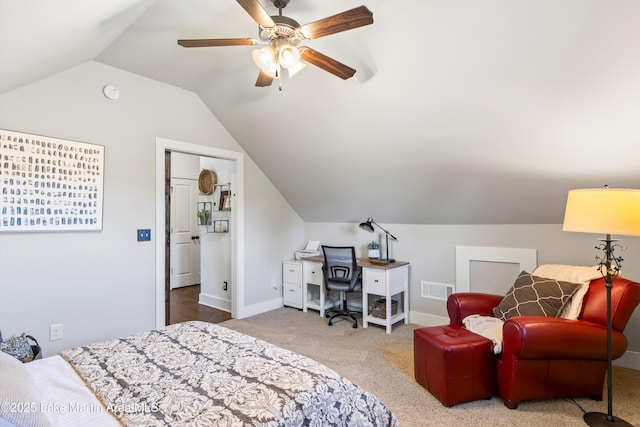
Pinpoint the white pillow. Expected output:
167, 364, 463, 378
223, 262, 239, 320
532, 264, 602, 320
0, 351, 51, 427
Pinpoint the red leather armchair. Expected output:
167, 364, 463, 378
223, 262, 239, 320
447, 277, 640, 409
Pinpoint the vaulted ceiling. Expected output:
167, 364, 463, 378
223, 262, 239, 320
2, 0, 639, 224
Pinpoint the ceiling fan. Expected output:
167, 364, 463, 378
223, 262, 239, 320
178, 0, 373, 87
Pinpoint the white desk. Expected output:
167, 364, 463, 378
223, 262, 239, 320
301, 256, 410, 334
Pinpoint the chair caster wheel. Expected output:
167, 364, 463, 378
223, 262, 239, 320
352, 323, 358, 329
328, 321, 333, 326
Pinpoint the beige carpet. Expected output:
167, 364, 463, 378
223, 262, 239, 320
221, 308, 640, 427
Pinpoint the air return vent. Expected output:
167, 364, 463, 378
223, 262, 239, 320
421, 281, 454, 301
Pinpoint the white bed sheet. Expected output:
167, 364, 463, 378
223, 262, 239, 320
24, 355, 120, 427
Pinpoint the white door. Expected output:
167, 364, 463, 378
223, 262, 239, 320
170, 178, 200, 289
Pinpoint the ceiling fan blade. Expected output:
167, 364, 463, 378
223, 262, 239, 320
178, 38, 258, 47
299, 6, 373, 40
299, 47, 356, 80
236, 0, 276, 28
255, 71, 274, 87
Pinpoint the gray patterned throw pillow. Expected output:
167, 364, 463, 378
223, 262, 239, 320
493, 271, 582, 321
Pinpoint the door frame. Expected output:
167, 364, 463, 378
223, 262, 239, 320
155, 137, 245, 328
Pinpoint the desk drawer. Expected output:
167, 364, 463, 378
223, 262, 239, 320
283, 262, 302, 285
364, 269, 386, 295
283, 282, 302, 308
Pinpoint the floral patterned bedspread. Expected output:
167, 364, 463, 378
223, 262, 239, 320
60, 321, 399, 427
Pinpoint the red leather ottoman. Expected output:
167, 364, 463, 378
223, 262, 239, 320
414, 325, 495, 406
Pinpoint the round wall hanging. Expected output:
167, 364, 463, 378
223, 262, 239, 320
198, 169, 217, 194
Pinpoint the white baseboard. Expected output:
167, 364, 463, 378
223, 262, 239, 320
199, 293, 231, 312
239, 297, 284, 319
614, 349, 640, 371
409, 311, 448, 327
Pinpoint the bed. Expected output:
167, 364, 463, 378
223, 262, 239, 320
0, 321, 398, 427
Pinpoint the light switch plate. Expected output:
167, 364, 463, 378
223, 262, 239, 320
137, 229, 151, 241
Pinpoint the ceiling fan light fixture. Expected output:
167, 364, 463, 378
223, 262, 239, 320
287, 61, 306, 78
278, 45, 301, 69
252, 46, 278, 78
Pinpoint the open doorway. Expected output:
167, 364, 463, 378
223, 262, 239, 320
155, 137, 245, 329
167, 151, 233, 325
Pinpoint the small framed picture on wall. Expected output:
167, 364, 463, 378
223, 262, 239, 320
219, 190, 231, 211
213, 219, 229, 233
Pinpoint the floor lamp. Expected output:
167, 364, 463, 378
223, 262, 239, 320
359, 217, 397, 263
562, 186, 640, 427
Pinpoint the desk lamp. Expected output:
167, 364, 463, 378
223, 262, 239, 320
562, 186, 640, 427
359, 217, 397, 263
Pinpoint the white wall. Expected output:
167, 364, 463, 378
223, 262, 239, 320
243, 160, 306, 307
305, 222, 640, 368
0, 61, 304, 355
199, 156, 233, 311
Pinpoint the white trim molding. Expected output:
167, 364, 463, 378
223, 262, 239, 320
615, 350, 640, 371
199, 293, 231, 313
155, 137, 245, 328
409, 311, 449, 328
456, 246, 537, 293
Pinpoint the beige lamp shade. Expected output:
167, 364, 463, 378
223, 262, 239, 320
563, 188, 640, 237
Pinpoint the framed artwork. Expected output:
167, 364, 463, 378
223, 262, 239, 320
0, 129, 105, 232
219, 190, 231, 211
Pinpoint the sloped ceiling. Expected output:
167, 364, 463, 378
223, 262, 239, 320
1, 0, 639, 224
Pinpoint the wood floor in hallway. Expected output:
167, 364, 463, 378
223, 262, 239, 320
169, 284, 231, 325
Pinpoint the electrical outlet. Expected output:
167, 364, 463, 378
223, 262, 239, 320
50, 324, 63, 341
137, 229, 151, 241
223, 281, 228, 291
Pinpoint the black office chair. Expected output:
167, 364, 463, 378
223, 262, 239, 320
321, 245, 362, 328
